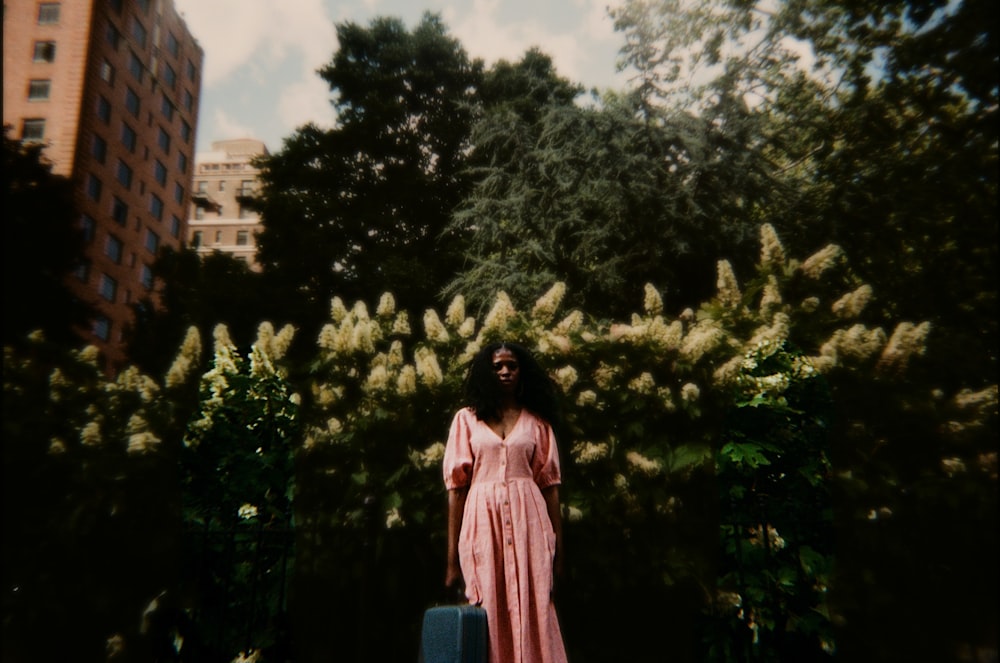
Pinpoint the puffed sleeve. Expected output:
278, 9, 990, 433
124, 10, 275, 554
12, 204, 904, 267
531, 417, 562, 490
443, 408, 474, 490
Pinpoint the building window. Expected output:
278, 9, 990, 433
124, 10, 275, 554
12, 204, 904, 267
111, 197, 128, 225
87, 174, 102, 201
74, 259, 91, 283
157, 127, 170, 154
28, 79, 51, 101
238, 205, 253, 219
109, 0, 123, 14
174, 183, 184, 204
91, 134, 107, 163
128, 51, 143, 81
38, 3, 60, 25
33, 41, 56, 62
99, 274, 118, 302
214, 231, 222, 243
120, 122, 137, 152
105, 235, 124, 263
150, 194, 164, 220
166, 32, 179, 58
164, 64, 177, 89
182, 89, 193, 112
93, 315, 111, 341
145, 229, 160, 253
100, 59, 115, 84
236, 230, 249, 246
105, 23, 121, 49
153, 160, 167, 186
125, 87, 140, 117
192, 230, 203, 247
186, 60, 196, 81
131, 18, 148, 48
137, 0, 150, 13
116, 159, 133, 189
196, 180, 207, 193
161, 97, 174, 121
170, 215, 181, 238
178, 152, 188, 174
180, 119, 192, 143
95, 95, 111, 124
140, 264, 153, 289
21, 118, 46, 141
80, 214, 96, 241
218, 180, 226, 192
194, 206, 205, 220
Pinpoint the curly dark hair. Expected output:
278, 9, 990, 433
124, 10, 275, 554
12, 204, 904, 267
462, 342, 560, 425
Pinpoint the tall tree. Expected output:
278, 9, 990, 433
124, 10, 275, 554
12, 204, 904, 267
446, 87, 774, 319
2, 126, 91, 347
610, 0, 998, 364
254, 13, 483, 334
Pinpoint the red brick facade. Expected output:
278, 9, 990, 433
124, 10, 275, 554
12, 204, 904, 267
3, 0, 203, 372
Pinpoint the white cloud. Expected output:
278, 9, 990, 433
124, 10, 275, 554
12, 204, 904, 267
212, 108, 256, 143
442, 0, 624, 90
175, 0, 629, 151
277, 77, 336, 133
175, 0, 335, 86
175, 0, 337, 148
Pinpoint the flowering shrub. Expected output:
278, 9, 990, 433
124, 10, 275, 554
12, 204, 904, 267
3, 225, 995, 662
178, 322, 299, 658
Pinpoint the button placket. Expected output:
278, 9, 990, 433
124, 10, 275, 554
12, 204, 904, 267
500, 441, 512, 544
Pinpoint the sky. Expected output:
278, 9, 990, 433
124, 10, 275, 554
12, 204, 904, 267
172, 0, 632, 156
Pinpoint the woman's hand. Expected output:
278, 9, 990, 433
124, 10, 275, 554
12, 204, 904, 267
445, 561, 463, 590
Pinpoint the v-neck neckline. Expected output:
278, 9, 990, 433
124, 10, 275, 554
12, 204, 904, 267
487, 408, 523, 441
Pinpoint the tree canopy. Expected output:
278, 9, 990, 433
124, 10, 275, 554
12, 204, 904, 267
2, 126, 91, 347
609, 0, 997, 381
254, 13, 483, 335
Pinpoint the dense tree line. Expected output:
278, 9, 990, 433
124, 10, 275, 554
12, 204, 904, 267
131, 1, 995, 388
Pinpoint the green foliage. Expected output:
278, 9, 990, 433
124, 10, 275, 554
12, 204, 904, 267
447, 85, 776, 319
4, 226, 995, 661
178, 323, 299, 659
254, 13, 483, 332
609, 0, 998, 388
2, 126, 92, 347
707, 341, 836, 662
2, 341, 184, 660
128, 247, 275, 378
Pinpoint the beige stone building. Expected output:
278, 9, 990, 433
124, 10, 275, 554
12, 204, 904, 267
188, 138, 268, 271
3, 0, 203, 371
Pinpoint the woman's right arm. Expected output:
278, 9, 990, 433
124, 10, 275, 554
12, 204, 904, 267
445, 487, 469, 588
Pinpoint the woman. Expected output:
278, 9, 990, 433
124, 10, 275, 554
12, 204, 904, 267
443, 342, 569, 663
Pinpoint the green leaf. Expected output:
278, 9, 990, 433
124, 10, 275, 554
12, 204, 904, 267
721, 442, 772, 469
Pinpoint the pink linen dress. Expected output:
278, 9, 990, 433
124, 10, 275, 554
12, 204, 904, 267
444, 407, 569, 663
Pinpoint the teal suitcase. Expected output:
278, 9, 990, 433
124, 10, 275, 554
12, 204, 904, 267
418, 604, 487, 663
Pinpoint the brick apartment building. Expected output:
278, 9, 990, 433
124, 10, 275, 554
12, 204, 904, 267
3, 0, 203, 371
188, 137, 269, 271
